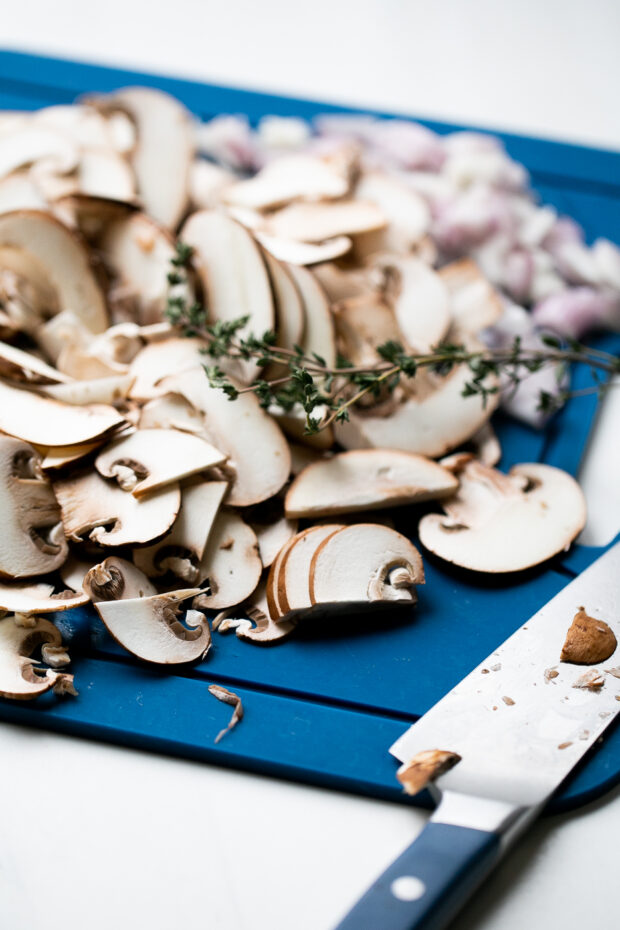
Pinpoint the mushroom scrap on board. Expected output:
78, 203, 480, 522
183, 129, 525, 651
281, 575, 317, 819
0, 86, 617, 708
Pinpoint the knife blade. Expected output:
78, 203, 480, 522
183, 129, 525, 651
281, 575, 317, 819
335, 541, 620, 930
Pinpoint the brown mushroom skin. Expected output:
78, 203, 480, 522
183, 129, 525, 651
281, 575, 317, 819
560, 608, 617, 665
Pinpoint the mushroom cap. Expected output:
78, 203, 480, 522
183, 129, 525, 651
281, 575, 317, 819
166, 367, 291, 507
335, 361, 499, 458
309, 524, 425, 606
0, 380, 126, 448
83, 556, 157, 601
0, 615, 73, 699
0, 435, 68, 579
95, 428, 226, 497
180, 210, 274, 383
0, 210, 109, 333
94, 588, 210, 664
285, 449, 459, 518
133, 480, 228, 581
90, 87, 194, 229
53, 469, 181, 548
193, 510, 262, 610
0, 580, 88, 613
418, 461, 587, 573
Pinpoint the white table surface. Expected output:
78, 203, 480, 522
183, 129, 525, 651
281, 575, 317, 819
1, 2, 619, 928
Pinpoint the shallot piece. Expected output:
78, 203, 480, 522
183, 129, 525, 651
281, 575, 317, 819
533, 287, 620, 339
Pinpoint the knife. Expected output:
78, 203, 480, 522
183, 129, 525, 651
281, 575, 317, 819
334, 541, 620, 930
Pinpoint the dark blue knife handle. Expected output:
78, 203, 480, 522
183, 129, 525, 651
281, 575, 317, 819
334, 822, 500, 930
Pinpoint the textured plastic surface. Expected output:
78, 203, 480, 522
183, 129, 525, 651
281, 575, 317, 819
334, 822, 500, 930
0, 49, 618, 814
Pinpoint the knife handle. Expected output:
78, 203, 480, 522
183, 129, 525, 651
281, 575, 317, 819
333, 821, 500, 930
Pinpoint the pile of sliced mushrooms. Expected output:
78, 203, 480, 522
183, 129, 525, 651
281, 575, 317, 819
2, 85, 611, 702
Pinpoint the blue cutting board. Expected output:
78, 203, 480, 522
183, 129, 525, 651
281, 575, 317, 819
0, 49, 618, 814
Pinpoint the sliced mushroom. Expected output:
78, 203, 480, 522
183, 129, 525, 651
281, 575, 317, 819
180, 210, 274, 382
418, 461, 587, 573
332, 294, 401, 368
94, 588, 210, 664
286, 263, 336, 368
353, 170, 430, 254
95, 428, 226, 497
89, 87, 194, 229
0, 615, 75, 699
53, 470, 181, 547
375, 254, 451, 351
40, 440, 105, 471
83, 556, 157, 601
0, 172, 48, 214
251, 515, 299, 569
192, 511, 262, 610
0, 340, 72, 384
34, 309, 92, 365
224, 153, 349, 210
309, 524, 424, 606
277, 525, 344, 615
264, 200, 386, 243
189, 159, 236, 209
133, 479, 228, 582
285, 449, 458, 518
255, 232, 352, 265
260, 247, 305, 373
312, 262, 378, 303
42, 373, 134, 406
439, 258, 503, 333
98, 212, 194, 325
129, 338, 203, 401
214, 579, 297, 645
0, 125, 78, 180
0, 435, 68, 579
165, 367, 291, 507
0, 580, 88, 613
0, 380, 126, 447
334, 360, 499, 458
0, 210, 109, 333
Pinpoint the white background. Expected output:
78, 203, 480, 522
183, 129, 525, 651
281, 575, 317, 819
1, 3, 619, 928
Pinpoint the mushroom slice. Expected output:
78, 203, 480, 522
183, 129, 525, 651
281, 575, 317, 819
0, 580, 88, 614
53, 470, 180, 548
166, 367, 290, 507
138, 391, 206, 434
0, 125, 78, 180
375, 255, 451, 351
95, 429, 226, 497
285, 449, 458, 519
129, 338, 203, 401
98, 212, 194, 326
0, 341, 72, 384
255, 232, 352, 266
335, 361, 499, 458
214, 580, 296, 645
224, 154, 349, 210
0, 435, 68, 579
312, 262, 378, 303
470, 422, 502, 467
89, 87, 194, 229
353, 170, 430, 253
260, 248, 305, 370
34, 310, 92, 365
278, 525, 344, 615
40, 440, 105, 471
180, 210, 274, 383
189, 159, 236, 209
133, 480, 228, 582
0, 380, 126, 447
286, 263, 336, 368
332, 294, 401, 368
0, 172, 48, 214
83, 556, 157, 601
94, 588, 210, 665
73, 148, 136, 203
0, 210, 108, 333
0, 615, 75, 700
193, 511, 262, 611
42, 374, 134, 406
309, 524, 424, 606
251, 516, 299, 569
418, 461, 587, 573
265, 200, 386, 244
439, 259, 503, 334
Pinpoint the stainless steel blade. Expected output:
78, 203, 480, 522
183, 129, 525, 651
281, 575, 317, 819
390, 542, 620, 809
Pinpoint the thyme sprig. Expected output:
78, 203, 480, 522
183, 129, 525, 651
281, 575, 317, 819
166, 243, 620, 434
